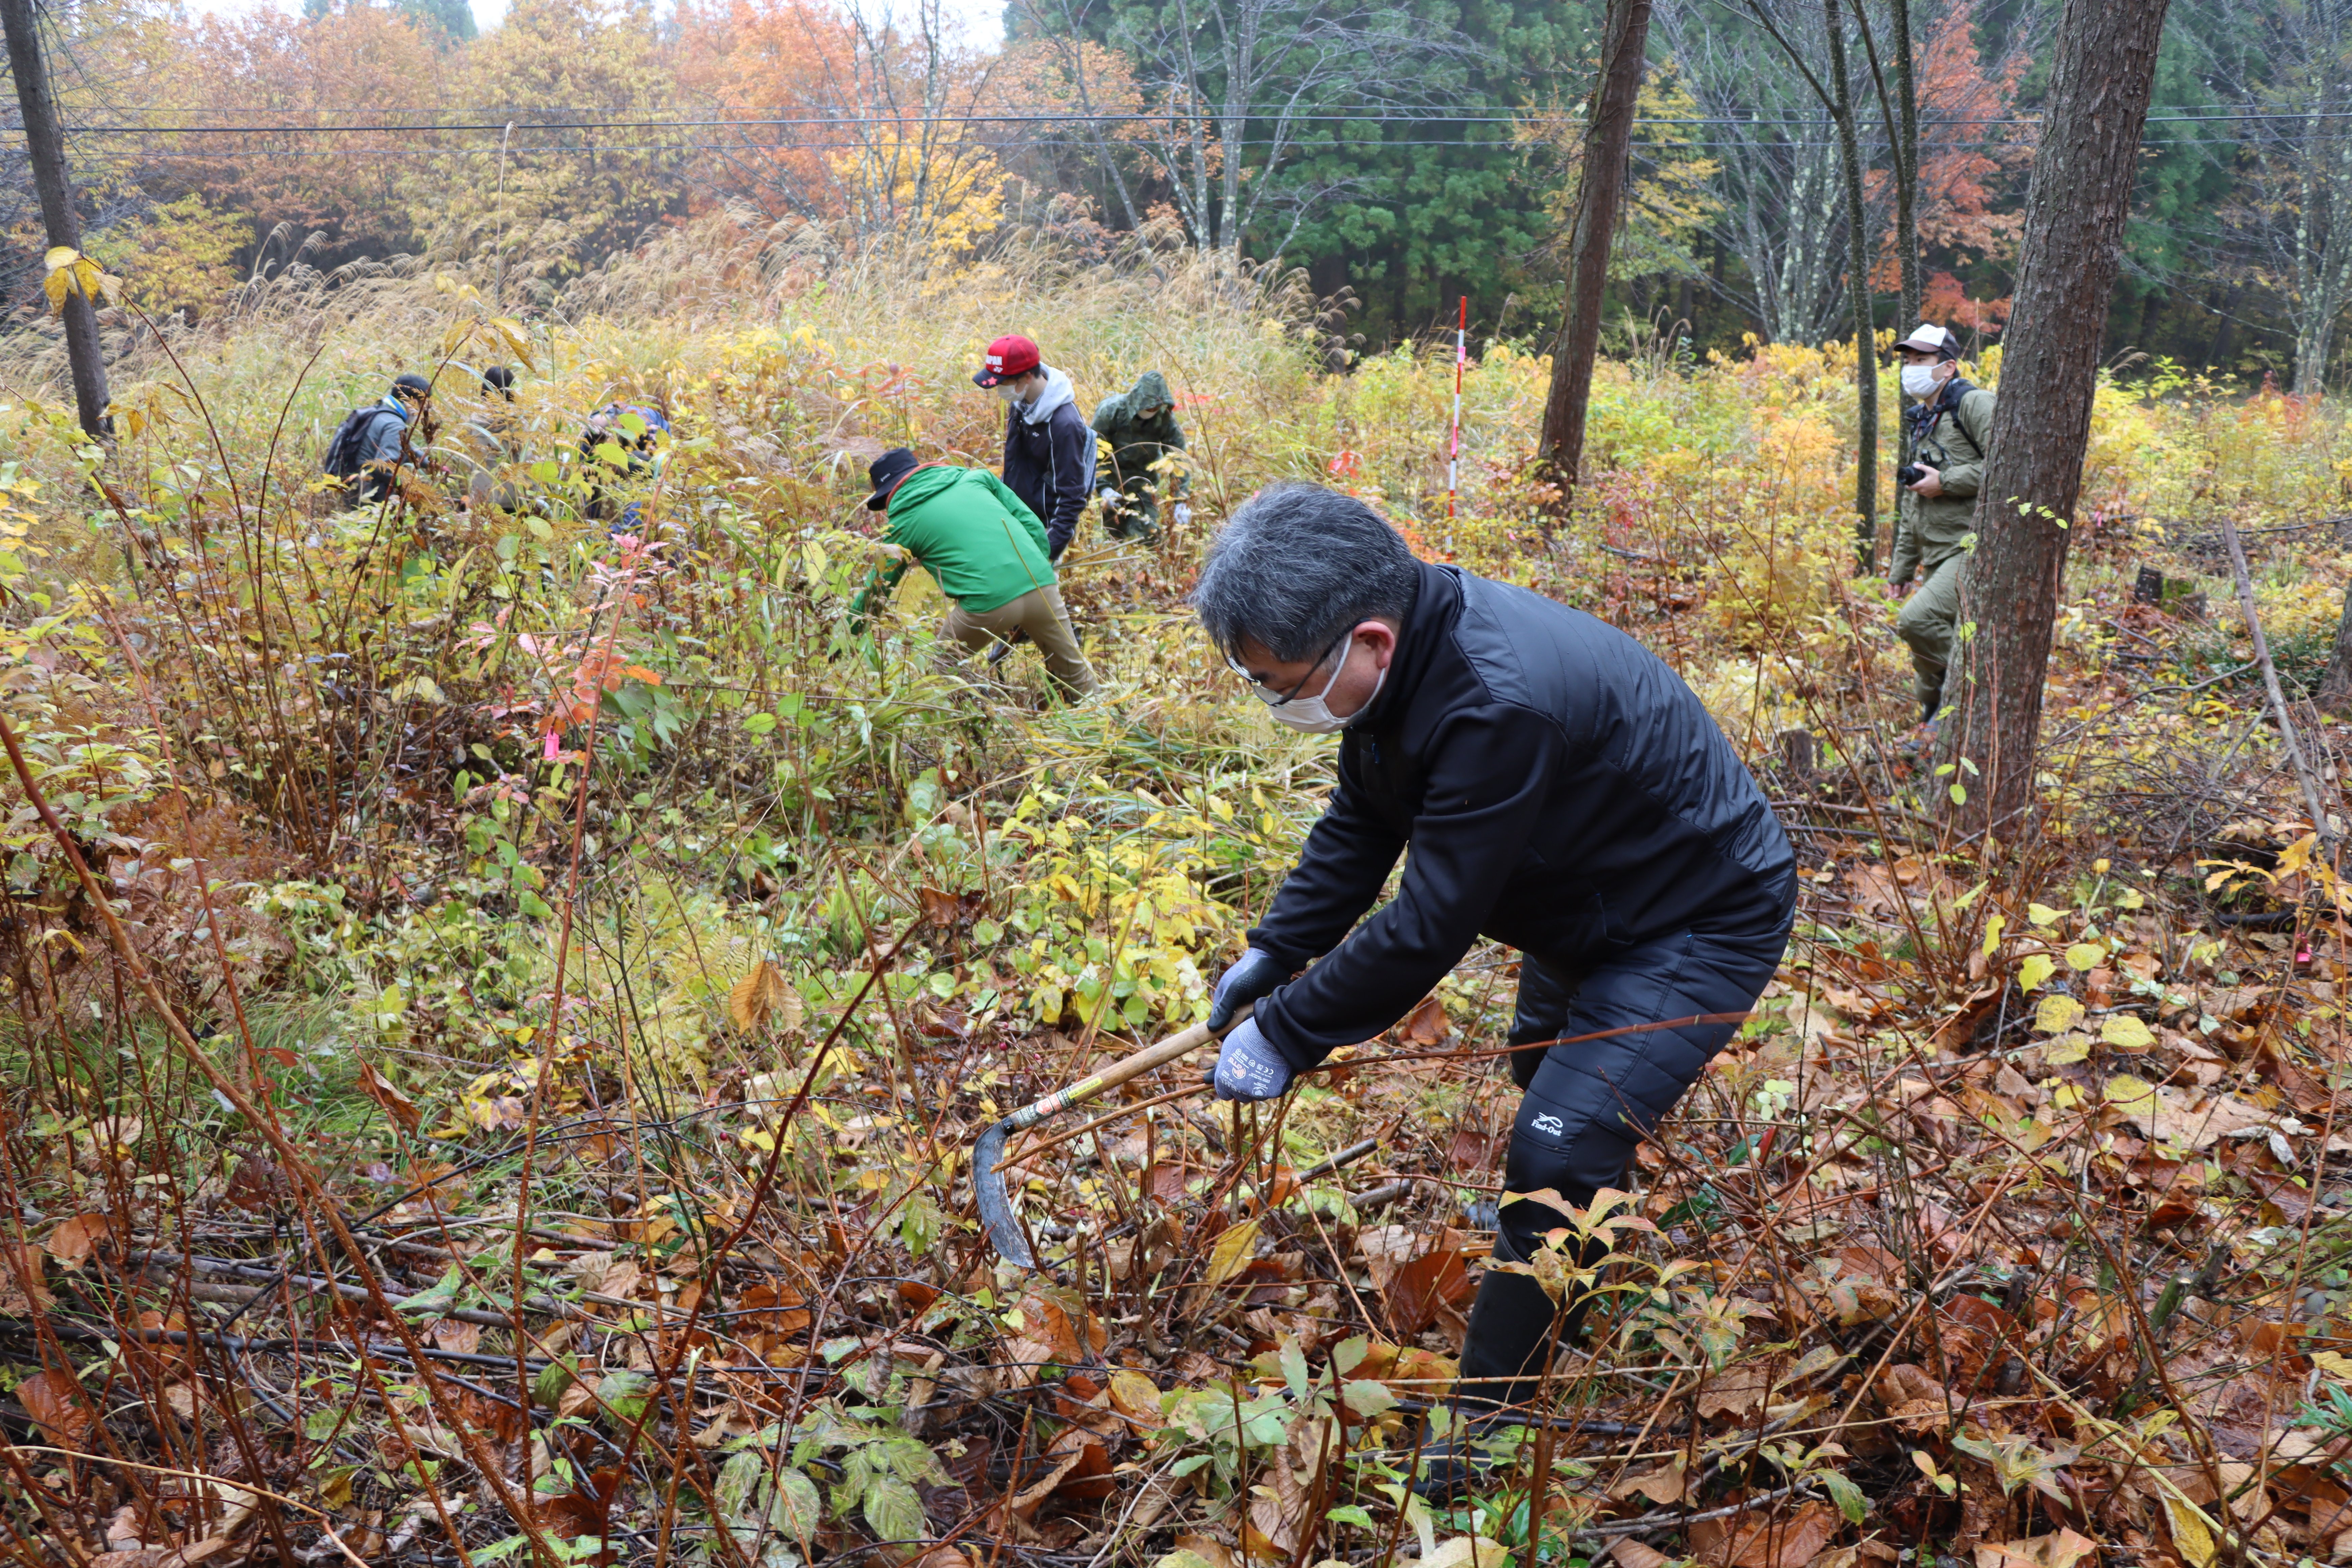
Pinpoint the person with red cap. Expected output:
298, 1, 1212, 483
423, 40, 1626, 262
974, 335, 1095, 562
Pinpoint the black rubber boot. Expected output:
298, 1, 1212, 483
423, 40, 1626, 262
1457, 1267, 1572, 1412
1413, 1269, 1583, 1500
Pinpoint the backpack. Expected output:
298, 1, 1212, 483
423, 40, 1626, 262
323, 403, 401, 482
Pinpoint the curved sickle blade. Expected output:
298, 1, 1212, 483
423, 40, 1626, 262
971, 1015, 1222, 1268
973, 1118, 1034, 1268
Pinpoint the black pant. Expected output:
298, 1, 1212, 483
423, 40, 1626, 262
1457, 922, 1789, 1412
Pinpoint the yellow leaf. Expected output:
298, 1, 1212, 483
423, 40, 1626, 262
2034, 994, 2083, 1034
2312, 1349, 2352, 1383
1982, 913, 2007, 956
2026, 903, 2066, 928
2018, 954, 2057, 993
1108, 1368, 1162, 1425
2064, 943, 2105, 972
2043, 1032, 2094, 1066
2103, 1074, 2158, 1110
2277, 833, 2320, 877
2162, 1493, 2216, 1568
2101, 1015, 2155, 1052
42, 249, 113, 313
1204, 1218, 1262, 1287
490, 316, 533, 363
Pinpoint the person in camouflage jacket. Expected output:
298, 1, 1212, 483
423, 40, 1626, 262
1889, 324, 1995, 730
1090, 370, 1189, 542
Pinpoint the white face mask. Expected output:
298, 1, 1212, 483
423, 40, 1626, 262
995, 384, 1022, 405
1902, 364, 1942, 398
1255, 639, 1384, 734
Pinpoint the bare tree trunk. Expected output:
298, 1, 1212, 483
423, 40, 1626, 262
1824, 0, 1877, 574
1, 0, 109, 440
2317, 579, 2352, 715
1850, 0, 1920, 321
1854, 0, 1923, 573
1940, 0, 2172, 839
1538, 0, 1652, 504
1888, 0, 1920, 329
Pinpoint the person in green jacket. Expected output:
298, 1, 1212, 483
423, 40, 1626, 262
1888, 324, 1995, 733
849, 447, 1099, 699
1090, 370, 1190, 542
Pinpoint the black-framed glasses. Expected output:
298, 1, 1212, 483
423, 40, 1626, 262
1223, 625, 1355, 706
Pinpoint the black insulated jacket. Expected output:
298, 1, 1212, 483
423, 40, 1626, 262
1247, 561, 1796, 1070
999, 366, 1095, 561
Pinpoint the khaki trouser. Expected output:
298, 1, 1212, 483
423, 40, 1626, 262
1896, 552, 1966, 718
941, 586, 1098, 699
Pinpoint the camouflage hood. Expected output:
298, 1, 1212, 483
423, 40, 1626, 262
1127, 370, 1171, 411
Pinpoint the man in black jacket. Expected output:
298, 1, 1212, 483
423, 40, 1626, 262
1192, 483, 1795, 1492
975, 334, 1094, 562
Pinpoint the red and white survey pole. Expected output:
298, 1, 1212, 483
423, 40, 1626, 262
1446, 295, 1467, 521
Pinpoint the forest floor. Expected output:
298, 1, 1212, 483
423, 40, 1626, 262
2, 222, 2352, 1568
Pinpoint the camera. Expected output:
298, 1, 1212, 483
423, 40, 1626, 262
1896, 464, 1925, 487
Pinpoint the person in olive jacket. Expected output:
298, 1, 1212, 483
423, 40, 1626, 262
1889, 323, 1995, 732
1091, 369, 1190, 541
1191, 483, 1793, 1495
974, 334, 1094, 562
849, 448, 1097, 699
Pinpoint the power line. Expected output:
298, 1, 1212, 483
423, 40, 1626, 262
51, 134, 2280, 161
45, 103, 2352, 135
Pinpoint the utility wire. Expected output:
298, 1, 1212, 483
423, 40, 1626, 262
50, 134, 2289, 158
46, 103, 2352, 134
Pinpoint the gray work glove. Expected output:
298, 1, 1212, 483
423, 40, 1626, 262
1211, 1016, 1295, 1101
1173, 502, 1193, 528
1209, 947, 1286, 1033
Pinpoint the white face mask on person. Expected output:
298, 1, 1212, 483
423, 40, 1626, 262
1901, 364, 1942, 398
995, 384, 1023, 405
1260, 640, 1384, 734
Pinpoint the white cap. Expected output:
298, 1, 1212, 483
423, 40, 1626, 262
1896, 323, 1957, 357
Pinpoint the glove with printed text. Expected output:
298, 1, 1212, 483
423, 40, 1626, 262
1211, 1017, 1295, 1101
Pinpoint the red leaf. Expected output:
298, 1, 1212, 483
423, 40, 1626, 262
1381, 1245, 1469, 1339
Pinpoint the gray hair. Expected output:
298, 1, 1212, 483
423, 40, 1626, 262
1190, 482, 1424, 661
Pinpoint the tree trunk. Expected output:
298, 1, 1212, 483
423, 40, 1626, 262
1940, 0, 2172, 840
2208, 281, 2243, 370
1826, 0, 1877, 574
1, 0, 110, 440
2318, 579, 2352, 716
2297, 315, 2334, 397
1885, 0, 1922, 572
1889, 0, 1921, 330
1538, 0, 1653, 503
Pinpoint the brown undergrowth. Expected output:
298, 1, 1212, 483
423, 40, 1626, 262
0, 223, 2349, 1568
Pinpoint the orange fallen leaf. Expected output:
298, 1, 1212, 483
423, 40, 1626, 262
15, 1368, 95, 1447
356, 1060, 420, 1133
44, 1213, 109, 1269
1975, 1530, 2098, 1568
1693, 1500, 1841, 1568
